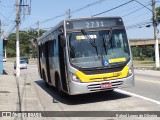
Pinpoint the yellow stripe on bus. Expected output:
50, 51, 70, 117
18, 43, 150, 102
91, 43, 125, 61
109, 58, 126, 63
76, 65, 130, 83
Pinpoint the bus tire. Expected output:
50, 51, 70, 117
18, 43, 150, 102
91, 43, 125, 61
55, 74, 66, 97
42, 70, 50, 87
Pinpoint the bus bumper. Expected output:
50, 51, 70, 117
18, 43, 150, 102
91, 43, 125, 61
68, 74, 134, 95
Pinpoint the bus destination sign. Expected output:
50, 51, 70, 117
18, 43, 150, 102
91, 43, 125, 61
66, 18, 123, 29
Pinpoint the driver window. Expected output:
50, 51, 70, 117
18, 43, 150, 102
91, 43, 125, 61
114, 34, 122, 48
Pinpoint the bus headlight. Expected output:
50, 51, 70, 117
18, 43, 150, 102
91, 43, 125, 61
127, 67, 133, 77
70, 73, 81, 82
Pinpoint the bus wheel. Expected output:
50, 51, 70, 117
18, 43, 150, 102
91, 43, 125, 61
43, 71, 50, 87
56, 77, 66, 97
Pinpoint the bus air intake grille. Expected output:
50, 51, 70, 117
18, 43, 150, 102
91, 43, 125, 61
87, 81, 124, 92
81, 66, 124, 75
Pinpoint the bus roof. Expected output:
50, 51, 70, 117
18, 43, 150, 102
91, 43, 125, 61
37, 20, 64, 42
37, 16, 123, 44
65, 16, 122, 21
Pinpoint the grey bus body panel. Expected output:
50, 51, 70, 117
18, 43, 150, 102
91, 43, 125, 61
37, 17, 134, 95
67, 59, 134, 95
68, 74, 134, 95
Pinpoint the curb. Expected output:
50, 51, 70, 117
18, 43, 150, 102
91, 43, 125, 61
134, 66, 160, 71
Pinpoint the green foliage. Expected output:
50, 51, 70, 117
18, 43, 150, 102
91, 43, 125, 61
156, 7, 160, 17
131, 47, 138, 57
139, 52, 145, 61
6, 33, 16, 57
6, 29, 46, 57
131, 46, 154, 61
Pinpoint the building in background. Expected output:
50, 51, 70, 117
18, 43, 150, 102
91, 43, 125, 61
0, 31, 8, 75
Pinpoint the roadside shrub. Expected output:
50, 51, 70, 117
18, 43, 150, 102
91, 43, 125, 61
139, 52, 145, 61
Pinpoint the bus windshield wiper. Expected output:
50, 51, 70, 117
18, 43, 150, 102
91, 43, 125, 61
81, 29, 99, 57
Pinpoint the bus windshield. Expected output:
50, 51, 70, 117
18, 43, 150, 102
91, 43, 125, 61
68, 29, 130, 68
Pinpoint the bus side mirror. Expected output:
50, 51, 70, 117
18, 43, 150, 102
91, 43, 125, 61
60, 35, 66, 47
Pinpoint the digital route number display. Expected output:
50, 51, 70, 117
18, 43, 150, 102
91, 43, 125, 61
66, 18, 123, 29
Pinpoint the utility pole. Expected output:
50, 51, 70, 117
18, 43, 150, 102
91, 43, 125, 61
0, 20, 1, 38
67, 9, 71, 19
152, 0, 160, 68
0, 20, 7, 59
16, 0, 20, 77
37, 21, 40, 37
4, 45, 6, 59
0, 19, 2, 75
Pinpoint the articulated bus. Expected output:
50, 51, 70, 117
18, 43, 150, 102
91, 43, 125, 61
37, 17, 134, 95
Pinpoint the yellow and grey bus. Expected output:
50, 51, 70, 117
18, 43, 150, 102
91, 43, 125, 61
37, 17, 134, 95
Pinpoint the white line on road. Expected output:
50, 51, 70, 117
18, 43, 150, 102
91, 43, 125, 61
115, 89, 160, 105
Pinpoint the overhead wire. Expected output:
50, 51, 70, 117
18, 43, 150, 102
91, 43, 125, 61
134, 0, 152, 12
6, 0, 34, 38
126, 19, 152, 30
126, 22, 153, 30
22, 0, 108, 30
123, 1, 154, 30
16, 0, 156, 35
124, 11, 150, 23
6, 8, 15, 21
5, 0, 24, 37
19, 31, 37, 39
0, 1, 15, 38
6, 25, 16, 37
90, 0, 153, 31
0, 11, 14, 22
72, 0, 107, 14
0, 3, 12, 8
93, 0, 134, 17
122, 3, 152, 17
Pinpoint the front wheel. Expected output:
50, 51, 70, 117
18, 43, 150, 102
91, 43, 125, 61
56, 78, 66, 97
42, 71, 50, 87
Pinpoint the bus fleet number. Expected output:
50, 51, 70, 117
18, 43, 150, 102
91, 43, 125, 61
86, 21, 104, 28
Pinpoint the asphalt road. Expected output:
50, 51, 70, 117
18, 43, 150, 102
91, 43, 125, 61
2, 62, 160, 120
123, 70, 160, 102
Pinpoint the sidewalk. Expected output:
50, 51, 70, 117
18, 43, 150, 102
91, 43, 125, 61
0, 74, 18, 111
134, 65, 160, 77
134, 69, 160, 77
0, 70, 44, 120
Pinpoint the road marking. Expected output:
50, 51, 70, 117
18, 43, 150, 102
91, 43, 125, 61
136, 77, 160, 84
115, 89, 160, 105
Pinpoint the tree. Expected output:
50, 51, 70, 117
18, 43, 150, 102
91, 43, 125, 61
6, 29, 46, 57
27, 29, 46, 58
156, 7, 160, 17
6, 33, 16, 57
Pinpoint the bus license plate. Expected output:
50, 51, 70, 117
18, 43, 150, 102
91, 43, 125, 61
100, 83, 112, 88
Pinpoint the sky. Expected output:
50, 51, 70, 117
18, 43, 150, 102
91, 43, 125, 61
1, 0, 160, 39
